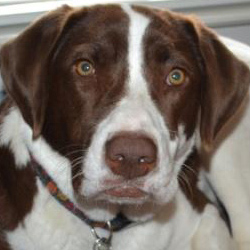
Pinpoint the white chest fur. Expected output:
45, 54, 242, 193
6, 184, 201, 250
6, 182, 235, 250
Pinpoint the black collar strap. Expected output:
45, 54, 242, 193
31, 158, 132, 232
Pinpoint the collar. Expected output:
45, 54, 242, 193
31, 158, 132, 232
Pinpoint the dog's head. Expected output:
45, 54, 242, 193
1, 5, 249, 220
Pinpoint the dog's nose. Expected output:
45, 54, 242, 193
105, 132, 157, 179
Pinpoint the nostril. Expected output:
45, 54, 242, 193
112, 154, 125, 162
105, 132, 157, 179
138, 156, 155, 164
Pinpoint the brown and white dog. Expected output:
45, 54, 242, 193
0, 4, 249, 250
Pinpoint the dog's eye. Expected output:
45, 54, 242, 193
166, 69, 186, 86
75, 60, 95, 76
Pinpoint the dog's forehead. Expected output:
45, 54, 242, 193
57, 5, 179, 50
76, 4, 168, 28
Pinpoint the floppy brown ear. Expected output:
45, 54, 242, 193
0, 5, 72, 138
189, 19, 250, 150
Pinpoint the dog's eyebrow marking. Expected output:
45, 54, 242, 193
121, 5, 150, 96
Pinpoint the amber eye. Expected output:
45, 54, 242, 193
166, 69, 186, 86
75, 60, 95, 76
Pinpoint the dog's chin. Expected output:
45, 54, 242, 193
76, 195, 164, 222
75, 176, 179, 222
75, 186, 177, 222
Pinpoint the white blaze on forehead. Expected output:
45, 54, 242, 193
81, 4, 195, 212
122, 5, 150, 94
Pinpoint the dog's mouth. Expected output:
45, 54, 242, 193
79, 169, 178, 207
104, 186, 147, 199
98, 178, 150, 203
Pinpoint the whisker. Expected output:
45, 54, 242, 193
64, 149, 86, 158
72, 171, 84, 181
178, 172, 194, 199
71, 156, 84, 167
71, 157, 83, 169
56, 144, 83, 153
181, 163, 197, 176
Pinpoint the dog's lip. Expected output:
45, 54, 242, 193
104, 187, 147, 198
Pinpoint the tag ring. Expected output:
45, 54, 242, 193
91, 221, 113, 250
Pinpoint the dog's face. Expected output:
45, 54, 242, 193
1, 5, 249, 219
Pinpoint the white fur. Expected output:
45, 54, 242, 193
205, 37, 250, 249
5, 171, 233, 250
192, 205, 236, 250
0, 108, 30, 168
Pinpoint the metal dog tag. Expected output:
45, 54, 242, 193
93, 237, 112, 250
91, 221, 113, 250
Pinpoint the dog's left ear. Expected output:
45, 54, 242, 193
182, 17, 250, 150
0, 5, 73, 138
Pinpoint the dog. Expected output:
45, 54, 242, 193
0, 4, 249, 250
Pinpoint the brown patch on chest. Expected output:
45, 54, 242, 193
0, 146, 37, 231
0, 99, 37, 231
0, 235, 11, 250
0, 229, 11, 250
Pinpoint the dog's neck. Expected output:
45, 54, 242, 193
31, 156, 132, 232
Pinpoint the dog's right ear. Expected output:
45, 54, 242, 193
0, 5, 73, 138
